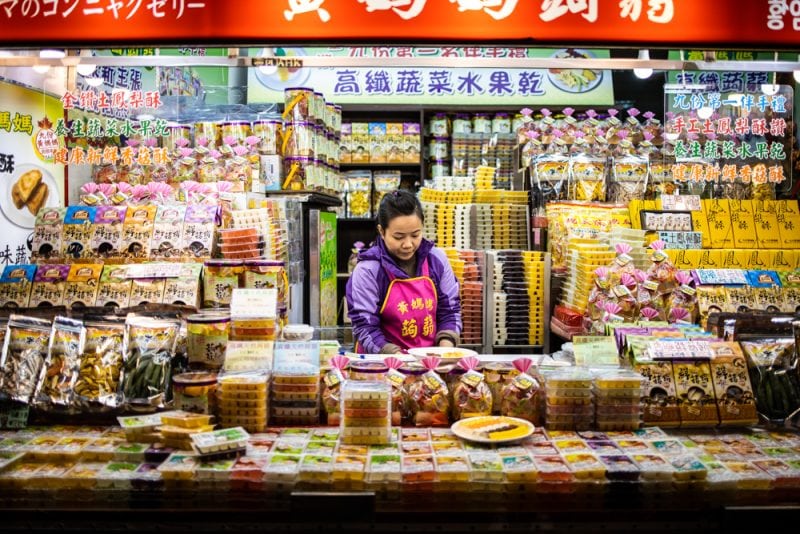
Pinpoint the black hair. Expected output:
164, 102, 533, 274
376, 189, 424, 229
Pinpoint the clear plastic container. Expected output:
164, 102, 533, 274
545, 369, 593, 389
190, 426, 250, 455
593, 369, 644, 390
599, 454, 640, 481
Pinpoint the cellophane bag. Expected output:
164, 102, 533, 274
646, 240, 678, 297
532, 153, 570, 207
587, 267, 611, 322
408, 356, 450, 427
34, 316, 86, 412
73, 318, 126, 413
500, 358, 542, 425
741, 339, 800, 426
384, 356, 410, 426
608, 243, 637, 287
0, 315, 52, 405
451, 356, 492, 420
321, 355, 348, 426
665, 271, 698, 323
121, 314, 181, 411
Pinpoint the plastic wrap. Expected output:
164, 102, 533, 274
665, 271, 697, 324
500, 358, 542, 424
451, 357, 492, 420
407, 356, 450, 427
34, 317, 86, 410
384, 356, 410, 426
0, 315, 52, 404
609, 145, 648, 203
321, 355, 348, 425
646, 240, 678, 297
570, 153, 607, 201
741, 339, 799, 425
121, 315, 181, 410
532, 154, 570, 206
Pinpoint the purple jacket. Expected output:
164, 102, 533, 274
345, 237, 462, 354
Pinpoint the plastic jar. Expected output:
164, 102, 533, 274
172, 371, 218, 414
252, 120, 282, 155
492, 113, 512, 133
348, 361, 389, 381
430, 113, 450, 137
429, 136, 450, 159
282, 156, 308, 190
282, 324, 315, 341
283, 121, 314, 158
452, 114, 472, 134
187, 314, 231, 370
472, 113, 491, 134
162, 123, 193, 153
202, 259, 244, 308
220, 120, 252, 146
243, 260, 287, 309
429, 159, 451, 178
284, 87, 314, 122
194, 121, 219, 148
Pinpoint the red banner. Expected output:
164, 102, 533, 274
0, 0, 797, 48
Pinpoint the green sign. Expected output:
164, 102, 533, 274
319, 211, 338, 327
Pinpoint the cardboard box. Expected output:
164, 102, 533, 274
62, 206, 97, 260
725, 286, 757, 313
753, 199, 782, 249
368, 122, 387, 163
703, 199, 734, 249
95, 264, 131, 308
63, 263, 102, 309
708, 342, 758, 427
29, 264, 69, 307
730, 199, 758, 249
31, 207, 65, 262
351, 123, 370, 163
690, 208, 711, 249
673, 360, 720, 428
121, 205, 156, 261
403, 123, 421, 163
777, 200, 800, 248
162, 263, 203, 309
91, 206, 127, 260
634, 359, 681, 428
151, 205, 186, 261
0, 264, 35, 308
339, 123, 352, 163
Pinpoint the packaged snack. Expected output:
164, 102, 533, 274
665, 271, 697, 323
182, 204, 216, 260
407, 356, 450, 427
73, 319, 125, 411
129, 277, 166, 307
120, 205, 156, 261
609, 151, 648, 203
383, 356, 410, 425
121, 315, 181, 410
321, 355, 348, 426
500, 358, 542, 425
0, 265, 36, 309
186, 314, 230, 370
90, 206, 126, 260
450, 356, 491, 420
61, 206, 96, 260
570, 153, 607, 201
63, 264, 103, 310
673, 360, 720, 427
708, 343, 758, 427
483, 361, 517, 415
172, 372, 218, 415
741, 339, 799, 425
31, 207, 65, 262
28, 264, 69, 308
340, 380, 392, 445
608, 243, 637, 287
372, 171, 401, 215
95, 265, 131, 308
0, 315, 52, 404
532, 154, 570, 206
150, 205, 186, 261
203, 260, 243, 308
646, 240, 678, 297
34, 316, 85, 410
162, 263, 203, 308
345, 172, 371, 218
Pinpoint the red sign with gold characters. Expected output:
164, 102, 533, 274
0, 1, 798, 47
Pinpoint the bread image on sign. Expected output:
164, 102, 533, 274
11, 168, 49, 215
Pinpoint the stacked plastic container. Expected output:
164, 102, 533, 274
216, 371, 269, 433
593, 369, 644, 431
340, 381, 392, 445
271, 364, 320, 426
544, 368, 594, 431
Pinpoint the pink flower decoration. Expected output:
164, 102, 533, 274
596, 128, 606, 137
222, 135, 237, 146
675, 271, 692, 285
520, 107, 533, 116
620, 273, 637, 287
245, 135, 260, 147
552, 129, 564, 138
175, 138, 191, 148
540, 108, 552, 117
526, 131, 540, 140
627, 108, 640, 118
665, 111, 675, 121
383, 356, 403, 371
641, 307, 659, 320
457, 356, 481, 372
608, 109, 619, 117
513, 358, 534, 374
595, 266, 610, 278
233, 145, 249, 157
643, 111, 655, 120
117, 182, 133, 194
216, 181, 234, 193
563, 107, 575, 117
634, 270, 648, 283
98, 183, 116, 197
143, 138, 158, 148
615, 243, 633, 255
210, 150, 222, 159
604, 302, 622, 314
330, 355, 350, 371
178, 147, 194, 158
644, 132, 655, 141
126, 139, 140, 148
574, 131, 586, 138
670, 308, 690, 322
195, 136, 209, 147
586, 109, 597, 119
617, 129, 629, 139
81, 183, 99, 194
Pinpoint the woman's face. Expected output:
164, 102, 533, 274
379, 214, 423, 262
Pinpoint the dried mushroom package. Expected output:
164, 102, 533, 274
34, 316, 86, 410
609, 154, 648, 203
121, 315, 181, 410
0, 315, 52, 404
532, 154, 570, 207
741, 338, 800, 424
73, 319, 126, 411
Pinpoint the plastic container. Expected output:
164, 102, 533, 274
202, 260, 243, 308
340, 380, 392, 445
171, 372, 218, 414
186, 314, 230, 370
348, 361, 389, 382
282, 324, 314, 341
191, 426, 250, 455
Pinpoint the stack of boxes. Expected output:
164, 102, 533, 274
340, 121, 420, 164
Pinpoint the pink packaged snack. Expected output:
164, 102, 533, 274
407, 356, 450, 427
384, 356, 410, 425
500, 358, 542, 425
666, 271, 697, 323
634, 269, 666, 320
321, 355, 349, 425
646, 240, 677, 296
587, 267, 611, 322
451, 356, 492, 420
608, 243, 637, 286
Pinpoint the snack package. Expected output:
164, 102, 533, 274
0, 265, 36, 309
741, 339, 800, 425
31, 207, 65, 262
121, 315, 181, 410
63, 264, 103, 310
121, 205, 157, 261
321, 355, 348, 426
570, 152, 607, 201
451, 356, 492, 420
0, 315, 52, 404
500, 357, 542, 425
609, 151, 648, 203
634, 269, 665, 321
151, 205, 187, 261
62, 206, 97, 260
73, 318, 126, 411
666, 271, 697, 323
384, 356, 409, 426
28, 264, 70, 308
587, 267, 611, 321
646, 240, 678, 297
532, 153, 570, 207
372, 171, 401, 216
407, 356, 450, 427
90, 206, 127, 260
95, 265, 132, 308
182, 204, 216, 260
607, 273, 639, 322
34, 316, 86, 410
608, 243, 637, 287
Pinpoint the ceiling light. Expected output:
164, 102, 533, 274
39, 49, 65, 59
32, 64, 50, 74
84, 76, 104, 87
76, 50, 96, 76
634, 49, 653, 79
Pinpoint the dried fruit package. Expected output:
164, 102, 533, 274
451, 356, 492, 420
321, 355, 348, 425
407, 356, 450, 427
741, 339, 800, 424
73, 319, 126, 411
646, 240, 677, 296
608, 243, 637, 287
0, 315, 52, 404
500, 358, 542, 425
384, 356, 410, 426
34, 316, 86, 411
121, 315, 181, 410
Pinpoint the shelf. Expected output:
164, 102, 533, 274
338, 217, 375, 223
263, 190, 343, 207
340, 162, 421, 169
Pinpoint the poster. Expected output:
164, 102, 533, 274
0, 80, 65, 265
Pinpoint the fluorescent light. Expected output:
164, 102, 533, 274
76, 49, 96, 76
39, 49, 65, 59
634, 49, 652, 79
84, 76, 104, 87
32, 64, 50, 74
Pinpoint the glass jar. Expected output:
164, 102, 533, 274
202, 259, 243, 308
429, 159, 451, 178
172, 371, 218, 414
244, 260, 288, 310
186, 314, 231, 370
348, 361, 389, 381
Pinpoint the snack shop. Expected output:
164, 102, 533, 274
1, 2, 800, 532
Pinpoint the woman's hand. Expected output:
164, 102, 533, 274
437, 338, 455, 348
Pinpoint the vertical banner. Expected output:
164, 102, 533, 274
319, 211, 338, 327
0, 80, 65, 265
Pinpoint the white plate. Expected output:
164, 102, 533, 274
406, 347, 479, 359
547, 49, 603, 94
451, 416, 535, 445
253, 47, 310, 91
0, 163, 60, 229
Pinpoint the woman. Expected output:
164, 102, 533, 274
346, 190, 462, 354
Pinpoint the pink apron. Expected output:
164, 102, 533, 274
356, 258, 438, 353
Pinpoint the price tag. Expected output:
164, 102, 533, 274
231, 288, 277, 319
661, 194, 701, 212
273, 341, 320, 375
223, 341, 274, 372
125, 262, 183, 279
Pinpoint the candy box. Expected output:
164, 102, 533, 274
64, 461, 105, 490
31, 207, 65, 261
0, 264, 35, 308
61, 206, 96, 260
162, 263, 202, 308
669, 454, 707, 481
129, 276, 166, 307
90, 206, 127, 260
196, 457, 236, 482
402, 454, 436, 484
120, 205, 157, 261
157, 452, 198, 481
151, 204, 186, 261
28, 263, 69, 307
131, 462, 164, 490
263, 453, 301, 484
63, 264, 102, 309
673, 361, 720, 428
